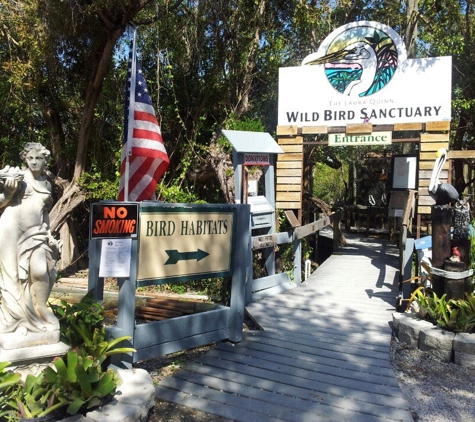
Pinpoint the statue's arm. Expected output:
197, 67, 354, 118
0, 177, 19, 208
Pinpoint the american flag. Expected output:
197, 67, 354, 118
118, 36, 169, 201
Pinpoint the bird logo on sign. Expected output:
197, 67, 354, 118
302, 29, 398, 97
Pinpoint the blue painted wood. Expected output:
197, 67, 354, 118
133, 329, 229, 362
229, 203, 251, 342
154, 233, 414, 422
134, 307, 230, 349
252, 272, 290, 291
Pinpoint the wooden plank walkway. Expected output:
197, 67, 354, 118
155, 233, 414, 421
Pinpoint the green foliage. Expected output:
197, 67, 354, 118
0, 362, 22, 420
42, 345, 126, 416
313, 162, 349, 205
158, 184, 206, 204
0, 292, 135, 420
79, 170, 119, 201
412, 289, 475, 333
51, 291, 104, 348
13, 372, 68, 419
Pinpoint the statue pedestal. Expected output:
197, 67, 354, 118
0, 327, 60, 350
0, 341, 69, 365
0, 341, 70, 380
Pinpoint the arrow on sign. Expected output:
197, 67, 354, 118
165, 249, 210, 265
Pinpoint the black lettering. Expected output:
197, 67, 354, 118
286, 111, 298, 122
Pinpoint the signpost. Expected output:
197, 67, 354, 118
88, 201, 251, 365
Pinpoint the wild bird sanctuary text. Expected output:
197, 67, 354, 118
285, 105, 442, 123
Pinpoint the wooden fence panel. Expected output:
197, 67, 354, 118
418, 132, 449, 215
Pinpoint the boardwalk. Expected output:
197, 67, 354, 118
155, 233, 414, 421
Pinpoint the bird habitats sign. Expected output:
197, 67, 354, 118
137, 204, 236, 286
328, 131, 392, 146
278, 21, 452, 127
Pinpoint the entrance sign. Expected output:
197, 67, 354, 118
278, 21, 452, 126
138, 205, 236, 285
328, 131, 392, 146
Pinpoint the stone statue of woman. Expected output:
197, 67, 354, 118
0, 143, 61, 348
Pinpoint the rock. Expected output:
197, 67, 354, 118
419, 326, 455, 362
397, 315, 433, 347
392, 312, 417, 335
454, 333, 475, 368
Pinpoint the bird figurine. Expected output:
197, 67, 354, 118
448, 246, 462, 263
428, 148, 459, 206
453, 199, 471, 240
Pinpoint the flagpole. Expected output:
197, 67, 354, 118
124, 25, 137, 202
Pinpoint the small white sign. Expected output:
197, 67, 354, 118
328, 131, 392, 146
99, 238, 132, 277
394, 209, 404, 217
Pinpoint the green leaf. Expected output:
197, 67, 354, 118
75, 365, 93, 396
67, 397, 86, 415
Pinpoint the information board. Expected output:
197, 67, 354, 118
137, 205, 236, 285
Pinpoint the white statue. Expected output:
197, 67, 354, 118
0, 143, 61, 343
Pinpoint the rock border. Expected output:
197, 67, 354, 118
393, 312, 475, 368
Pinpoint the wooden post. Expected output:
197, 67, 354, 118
443, 260, 468, 300
431, 205, 453, 296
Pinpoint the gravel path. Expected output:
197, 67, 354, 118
391, 337, 475, 422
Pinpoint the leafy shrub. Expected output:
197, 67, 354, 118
0, 292, 134, 421
411, 288, 475, 333
51, 290, 104, 348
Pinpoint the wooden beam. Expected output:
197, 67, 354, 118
394, 122, 423, 131
276, 168, 302, 177
419, 161, 449, 171
301, 126, 328, 134
284, 210, 300, 227
419, 169, 448, 179
426, 121, 450, 131
276, 126, 298, 135
277, 138, 303, 145
276, 184, 301, 191
280, 144, 303, 153
420, 151, 447, 160
277, 161, 302, 169
276, 201, 301, 209
276, 176, 301, 185
420, 142, 450, 152
276, 191, 301, 201
345, 123, 373, 134
278, 153, 303, 161
420, 133, 449, 142
449, 150, 475, 159
418, 205, 432, 215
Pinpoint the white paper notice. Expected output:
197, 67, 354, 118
99, 239, 132, 277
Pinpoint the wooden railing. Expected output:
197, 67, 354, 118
248, 210, 341, 303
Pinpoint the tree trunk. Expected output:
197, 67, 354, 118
305, 194, 347, 247
49, 180, 86, 270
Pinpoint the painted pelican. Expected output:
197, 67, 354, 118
428, 148, 459, 205
302, 41, 377, 97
